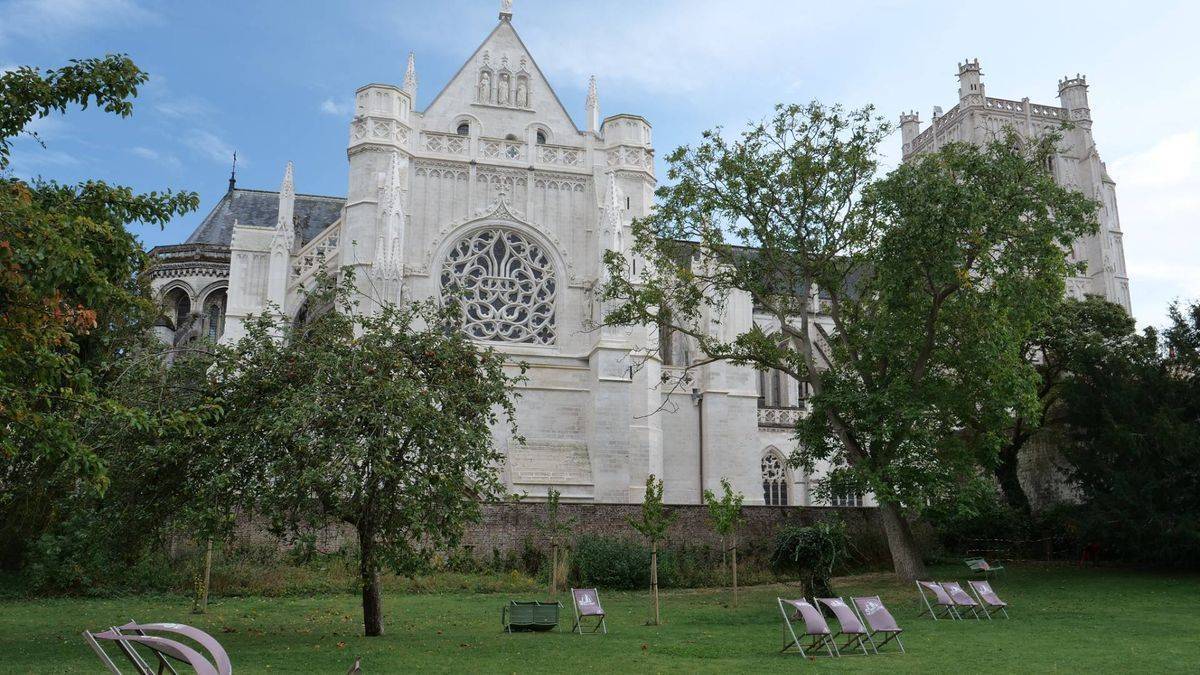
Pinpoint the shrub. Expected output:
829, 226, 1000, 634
571, 536, 677, 590
771, 520, 847, 597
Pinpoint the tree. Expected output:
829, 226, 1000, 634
1058, 300, 1200, 566
602, 102, 1097, 579
534, 488, 575, 599
209, 276, 524, 636
0, 56, 198, 568
994, 296, 1135, 512
703, 478, 745, 606
628, 475, 676, 626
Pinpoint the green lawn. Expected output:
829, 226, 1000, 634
1, 564, 1196, 673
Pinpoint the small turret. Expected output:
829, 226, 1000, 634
899, 111, 921, 147
957, 58, 984, 101
1058, 74, 1089, 111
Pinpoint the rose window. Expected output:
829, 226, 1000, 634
440, 227, 556, 345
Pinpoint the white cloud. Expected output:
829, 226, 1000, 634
183, 130, 241, 166
0, 0, 154, 46
154, 95, 215, 121
319, 97, 351, 117
1110, 130, 1200, 328
130, 145, 181, 168
519, 0, 867, 96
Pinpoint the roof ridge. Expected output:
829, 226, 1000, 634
229, 187, 346, 200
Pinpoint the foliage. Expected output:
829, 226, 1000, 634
628, 475, 677, 545
995, 296, 1136, 512
771, 520, 848, 597
1058, 300, 1200, 567
702, 478, 745, 539
703, 477, 745, 604
534, 488, 576, 597
0, 55, 199, 567
207, 274, 525, 635
628, 475, 676, 624
571, 536, 669, 590
601, 101, 1098, 579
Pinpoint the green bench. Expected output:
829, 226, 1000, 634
964, 558, 1005, 576
502, 601, 562, 633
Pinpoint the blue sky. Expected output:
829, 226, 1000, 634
2, 0, 1197, 329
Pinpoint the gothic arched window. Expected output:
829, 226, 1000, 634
456, 122, 470, 136
440, 227, 556, 345
203, 289, 227, 341
167, 289, 191, 330
536, 130, 547, 145
762, 451, 790, 506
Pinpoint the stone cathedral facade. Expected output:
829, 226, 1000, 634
148, 5, 1130, 507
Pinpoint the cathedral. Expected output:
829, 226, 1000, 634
148, 3, 1130, 507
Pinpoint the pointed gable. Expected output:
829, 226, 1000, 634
421, 18, 580, 142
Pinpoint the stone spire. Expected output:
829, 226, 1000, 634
403, 52, 417, 101
585, 75, 599, 134
372, 152, 406, 283
499, 0, 513, 22
272, 161, 296, 253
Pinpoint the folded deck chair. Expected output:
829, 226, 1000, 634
968, 580, 1010, 619
941, 581, 983, 620
777, 598, 838, 657
916, 581, 960, 620
815, 598, 870, 655
83, 628, 219, 675
964, 557, 1005, 576
850, 596, 905, 654
569, 588, 607, 635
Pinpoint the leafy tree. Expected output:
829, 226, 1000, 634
628, 475, 676, 625
771, 520, 847, 597
1059, 300, 1200, 566
209, 276, 525, 636
994, 296, 1135, 512
0, 55, 198, 568
703, 477, 745, 606
602, 102, 1097, 579
534, 488, 575, 599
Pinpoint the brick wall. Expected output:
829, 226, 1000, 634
460, 504, 895, 566
222, 504, 900, 569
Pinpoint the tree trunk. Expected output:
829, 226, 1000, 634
878, 501, 927, 580
731, 541, 739, 608
549, 544, 558, 599
650, 542, 660, 626
359, 532, 384, 637
192, 539, 213, 614
996, 440, 1032, 513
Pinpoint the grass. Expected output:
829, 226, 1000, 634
1, 563, 1196, 673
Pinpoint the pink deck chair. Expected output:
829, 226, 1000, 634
777, 598, 838, 657
850, 596, 905, 654
570, 588, 607, 634
83, 628, 219, 675
941, 581, 983, 620
968, 580, 1010, 619
816, 597, 871, 655
916, 580, 961, 620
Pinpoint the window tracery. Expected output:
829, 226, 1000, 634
440, 227, 556, 345
762, 452, 790, 506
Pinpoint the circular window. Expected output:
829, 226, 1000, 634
440, 228, 556, 345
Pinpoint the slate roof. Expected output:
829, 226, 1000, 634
183, 188, 346, 247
